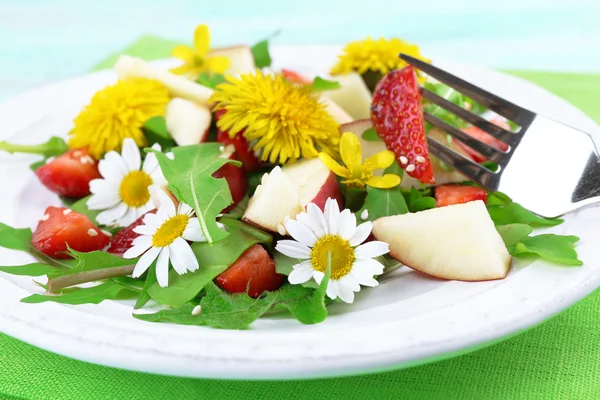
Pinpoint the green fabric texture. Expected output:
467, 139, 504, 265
2, 40, 600, 399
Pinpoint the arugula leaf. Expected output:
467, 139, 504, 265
150, 143, 240, 244
147, 219, 272, 307
275, 265, 330, 324
496, 224, 533, 247
0, 136, 68, 158
135, 265, 157, 309
223, 196, 249, 220
143, 116, 176, 150
29, 159, 47, 171
251, 39, 272, 68
0, 263, 57, 277
69, 195, 101, 224
402, 188, 436, 213
344, 186, 368, 212
357, 186, 408, 222
487, 202, 563, 227
309, 77, 341, 92
486, 191, 513, 207
0, 222, 32, 252
274, 250, 319, 288
512, 234, 582, 266
422, 81, 487, 130
56, 249, 134, 278
133, 303, 201, 325
21, 281, 138, 305
362, 127, 381, 142
196, 73, 227, 90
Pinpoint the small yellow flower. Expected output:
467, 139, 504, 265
170, 24, 230, 78
210, 71, 340, 165
319, 132, 401, 189
331, 37, 429, 76
69, 78, 170, 159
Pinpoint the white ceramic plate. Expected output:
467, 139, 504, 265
1, 45, 599, 380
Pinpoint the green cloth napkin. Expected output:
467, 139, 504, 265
2, 40, 600, 400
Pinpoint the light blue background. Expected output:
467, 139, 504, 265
0, 0, 598, 102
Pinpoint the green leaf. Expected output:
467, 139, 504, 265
196, 73, 227, 89
309, 76, 341, 92
402, 188, 436, 213
488, 202, 563, 227
384, 161, 404, 177
69, 195, 102, 224
422, 81, 487, 130
134, 265, 157, 309
487, 191, 513, 207
223, 196, 249, 220
0, 222, 32, 252
357, 186, 408, 222
59, 249, 134, 277
143, 116, 176, 150
274, 251, 318, 289
147, 219, 272, 307
134, 303, 201, 325
276, 264, 330, 324
0, 136, 68, 158
21, 281, 138, 305
251, 39, 272, 68
362, 127, 382, 142
0, 263, 58, 277
513, 234, 582, 266
29, 159, 47, 171
496, 224, 533, 247
150, 143, 238, 244
344, 186, 368, 212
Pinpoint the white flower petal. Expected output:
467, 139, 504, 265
284, 219, 317, 247
87, 191, 121, 210
157, 190, 176, 218
123, 236, 152, 259
350, 221, 373, 247
119, 207, 138, 227
354, 241, 390, 259
170, 237, 199, 273
324, 198, 341, 235
352, 258, 385, 278
312, 270, 325, 285
336, 282, 355, 303
142, 151, 159, 175
340, 273, 360, 292
96, 203, 128, 226
99, 151, 129, 178
306, 203, 327, 236
133, 225, 157, 235
337, 209, 356, 240
121, 138, 141, 171
155, 247, 171, 287
88, 178, 119, 196
143, 211, 161, 226
326, 279, 338, 300
182, 225, 206, 242
168, 239, 190, 275
356, 276, 379, 287
178, 202, 194, 216
275, 240, 311, 259
288, 261, 314, 284
131, 246, 160, 277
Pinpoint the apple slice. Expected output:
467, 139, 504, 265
282, 157, 342, 211
242, 166, 303, 234
114, 55, 213, 104
322, 96, 353, 124
210, 45, 256, 75
325, 72, 372, 120
372, 201, 511, 281
165, 98, 212, 146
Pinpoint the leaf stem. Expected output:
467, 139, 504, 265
0, 137, 68, 157
47, 265, 135, 293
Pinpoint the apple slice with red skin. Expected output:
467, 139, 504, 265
282, 157, 343, 211
215, 244, 285, 298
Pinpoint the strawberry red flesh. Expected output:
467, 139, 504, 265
107, 211, 154, 256
281, 69, 312, 85
215, 109, 262, 172
213, 156, 248, 213
457, 118, 510, 163
35, 148, 101, 198
215, 244, 285, 298
32, 206, 110, 258
371, 66, 435, 184
435, 184, 488, 207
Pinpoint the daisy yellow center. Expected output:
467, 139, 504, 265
119, 171, 153, 207
152, 215, 190, 248
310, 235, 355, 280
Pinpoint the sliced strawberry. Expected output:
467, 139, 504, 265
32, 206, 110, 258
435, 184, 488, 207
215, 244, 285, 298
213, 153, 248, 213
281, 69, 312, 85
457, 118, 510, 163
371, 66, 435, 184
107, 211, 154, 256
35, 148, 101, 198
215, 109, 262, 172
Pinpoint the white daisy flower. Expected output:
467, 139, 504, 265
123, 190, 207, 287
87, 138, 166, 228
275, 198, 389, 304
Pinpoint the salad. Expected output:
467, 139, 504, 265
0, 25, 582, 329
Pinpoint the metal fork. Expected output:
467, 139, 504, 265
400, 53, 600, 218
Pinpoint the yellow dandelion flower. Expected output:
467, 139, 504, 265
210, 71, 341, 165
170, 24, 230, 78
319, 132, 401, 189
330, 37, 429, 76
69, 78, 170, 159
